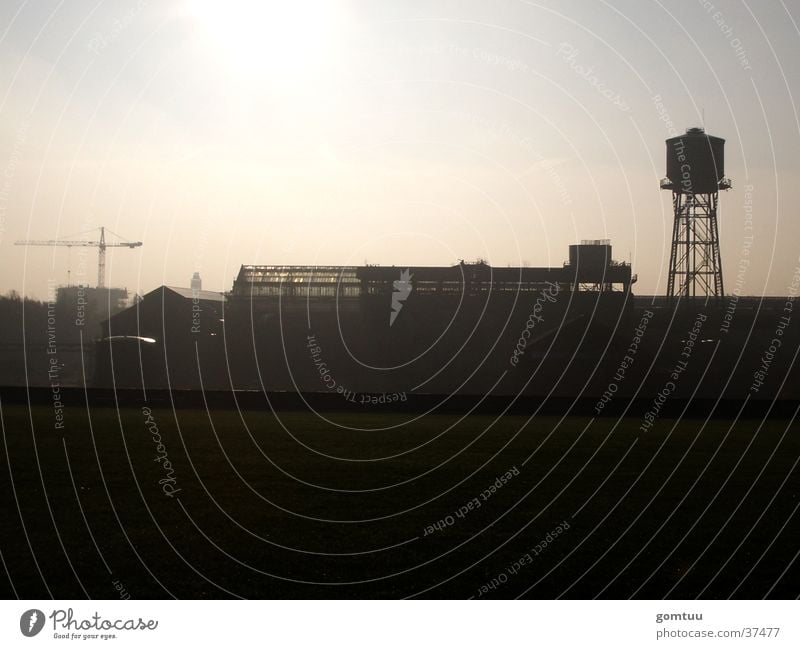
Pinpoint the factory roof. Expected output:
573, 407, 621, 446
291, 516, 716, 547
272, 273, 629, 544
163, 286, 225, 302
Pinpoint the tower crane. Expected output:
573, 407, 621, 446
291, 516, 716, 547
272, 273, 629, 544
15, 226, 142, 288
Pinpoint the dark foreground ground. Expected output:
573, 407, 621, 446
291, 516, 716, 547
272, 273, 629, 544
0, 394, 798, 599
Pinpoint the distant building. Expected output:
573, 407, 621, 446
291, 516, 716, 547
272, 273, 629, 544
95, 285, 226, 389
191, 272, 202, 292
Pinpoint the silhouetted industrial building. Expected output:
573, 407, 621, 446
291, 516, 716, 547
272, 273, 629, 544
94, 236, 799, 400
96, 286, 224, 389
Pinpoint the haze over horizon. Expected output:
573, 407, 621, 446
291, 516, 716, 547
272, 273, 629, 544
2, 0, 800, 299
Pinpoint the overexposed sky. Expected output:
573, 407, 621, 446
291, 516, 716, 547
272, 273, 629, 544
1, 0, 799, 298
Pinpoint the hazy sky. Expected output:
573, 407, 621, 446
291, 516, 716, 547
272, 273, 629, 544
2, 0, 799, 298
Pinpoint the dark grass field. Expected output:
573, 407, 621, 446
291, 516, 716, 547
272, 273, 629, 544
1, 400, 798, 599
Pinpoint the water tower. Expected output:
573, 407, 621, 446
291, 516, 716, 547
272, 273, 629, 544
661, 127, 731, 297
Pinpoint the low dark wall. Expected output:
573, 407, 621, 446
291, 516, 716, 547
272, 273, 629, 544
1, 386, 795, 418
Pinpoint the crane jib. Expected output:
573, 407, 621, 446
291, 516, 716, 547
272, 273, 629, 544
14, 226, 142, 289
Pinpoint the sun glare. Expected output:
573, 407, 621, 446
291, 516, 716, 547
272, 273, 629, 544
187, 0, 349, 79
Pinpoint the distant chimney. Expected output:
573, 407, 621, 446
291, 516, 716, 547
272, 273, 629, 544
191, 272, 202, 292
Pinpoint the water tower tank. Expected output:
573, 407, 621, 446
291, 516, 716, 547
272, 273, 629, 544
569, 240, 611, 277
665, 127, 725, 194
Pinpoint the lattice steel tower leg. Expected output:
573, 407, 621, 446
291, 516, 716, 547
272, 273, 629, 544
666, 192, 724, 298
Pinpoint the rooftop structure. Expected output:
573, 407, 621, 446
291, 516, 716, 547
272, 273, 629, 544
230, 244, 634, 299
